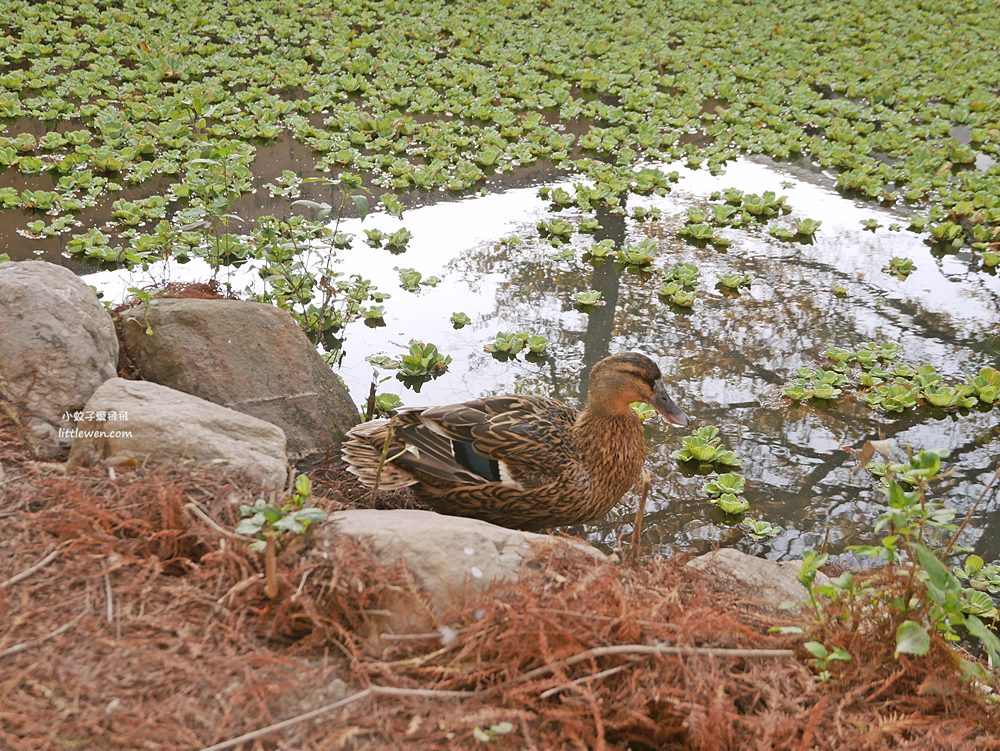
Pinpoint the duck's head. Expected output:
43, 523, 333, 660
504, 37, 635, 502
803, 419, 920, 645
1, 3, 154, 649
588, 352, 689, 427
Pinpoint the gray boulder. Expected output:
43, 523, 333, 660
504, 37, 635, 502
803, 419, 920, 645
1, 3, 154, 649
118, 298, 357, 463
313, 509, 605, 632
686, 548, 831, 611
68, 377, 288, 492
0, 261, 118, 457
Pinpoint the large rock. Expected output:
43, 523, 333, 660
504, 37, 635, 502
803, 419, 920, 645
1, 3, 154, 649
0, 261, 118, 457
68, 377, 288, 492
686, 548, 831, 611
313, 509, 605, 631
118, 298, 358, 463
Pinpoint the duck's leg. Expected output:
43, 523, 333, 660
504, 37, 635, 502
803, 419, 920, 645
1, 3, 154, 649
629, 470, 652, 564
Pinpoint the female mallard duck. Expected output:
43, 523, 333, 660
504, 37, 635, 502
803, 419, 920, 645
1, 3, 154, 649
341, 352, 689, 531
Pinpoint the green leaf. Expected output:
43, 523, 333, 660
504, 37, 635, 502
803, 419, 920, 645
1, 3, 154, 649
964, 614, 1000, 666
351, 194, 369, 220
294, 474, 312, 498
273, 516, 305, 534
895, 620, 930, 658
294, 508, 327, 524
803, 641, 828, 659
964, 555, 985, 576
234, 518, 263, 537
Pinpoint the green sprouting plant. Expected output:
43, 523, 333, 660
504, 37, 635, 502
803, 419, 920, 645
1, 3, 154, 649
574, 289, 605, 307
861, 218, 881, 232
671, 426, 741, 467
799, 451, 1000, 671
578, 216, 602, 233
398, 341, 451, 378
742, 518, 782, 540
235, 475, 326, 553
886, 256, 915, 279
365, 228, 385, 247
831, 284, 848, 298
450, 311, 471, 328
803, 640, 853, 682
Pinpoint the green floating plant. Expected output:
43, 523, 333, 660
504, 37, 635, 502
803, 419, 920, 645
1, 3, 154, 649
742, 518, 782, 540
671, 426, 741, 468
784, 341, 997, 415
484, 331, 548, 359
574, 289, 605, 307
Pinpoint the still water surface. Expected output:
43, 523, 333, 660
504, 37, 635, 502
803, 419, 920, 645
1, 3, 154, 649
81, 157, 1000, 564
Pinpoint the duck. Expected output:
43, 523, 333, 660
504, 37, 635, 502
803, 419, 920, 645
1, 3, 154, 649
341, 352, 689, 531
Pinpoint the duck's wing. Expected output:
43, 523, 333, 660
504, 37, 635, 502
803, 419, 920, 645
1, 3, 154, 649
392, 395, 578, 487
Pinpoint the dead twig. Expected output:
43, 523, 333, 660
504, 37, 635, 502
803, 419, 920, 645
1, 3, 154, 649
184, 501, 255, 542
0, 605, 89, 659
513, 643, 796, 685
194, 685, 474, 751
539, 660, 637, 699
0, 543, 67, 589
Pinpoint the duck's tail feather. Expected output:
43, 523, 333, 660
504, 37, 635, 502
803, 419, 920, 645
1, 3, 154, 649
341, 419, 419, 490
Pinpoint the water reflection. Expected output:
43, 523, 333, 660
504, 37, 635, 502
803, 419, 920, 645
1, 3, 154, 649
80, 158, 1000, 563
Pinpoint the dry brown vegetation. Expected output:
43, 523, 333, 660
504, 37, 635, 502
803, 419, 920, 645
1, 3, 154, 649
1, 409, 997, 750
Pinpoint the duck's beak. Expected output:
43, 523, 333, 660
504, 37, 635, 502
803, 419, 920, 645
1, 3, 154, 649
651, 379, 689, 427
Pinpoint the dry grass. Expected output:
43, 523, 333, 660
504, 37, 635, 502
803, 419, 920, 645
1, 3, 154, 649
0, 410, 996, 750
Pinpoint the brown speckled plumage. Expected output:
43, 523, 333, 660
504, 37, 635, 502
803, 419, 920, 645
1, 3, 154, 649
341, 352, 688, 531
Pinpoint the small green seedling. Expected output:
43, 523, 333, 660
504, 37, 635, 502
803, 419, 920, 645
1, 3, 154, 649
235, 475, 326, 553
450, 311, 471, 328
803, 640, 852, 681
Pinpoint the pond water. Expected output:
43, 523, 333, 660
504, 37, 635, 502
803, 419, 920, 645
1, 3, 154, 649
80, 156, 1000, 564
